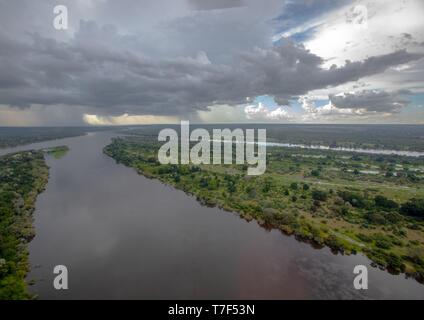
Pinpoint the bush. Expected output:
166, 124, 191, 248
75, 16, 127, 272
338, 191, 366, 208
373, 234, 392, 249
400, 198, 424, 218
374, 195, 398, 209
386, 253, 405, 273
325, 235, 345, 252
312, 190, 328, 202
385, 212, 403, 224
366, 212, 386, 225
199, 177, 209, 188
356, 233, 372, 243
274, 212, 297, 226
311, 169, 320, 177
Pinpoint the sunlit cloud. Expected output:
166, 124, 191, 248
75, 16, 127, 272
83, 113, 179, 125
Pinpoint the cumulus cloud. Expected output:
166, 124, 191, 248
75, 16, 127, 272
298, 89, 412, 123
299, 96, 317, 114
298, 98, 358, 122
245, 102, 292, 121
329, 90, 411, 113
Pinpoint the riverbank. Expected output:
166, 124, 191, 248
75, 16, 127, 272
0, 146, 68, 299
104, 136, 424, 284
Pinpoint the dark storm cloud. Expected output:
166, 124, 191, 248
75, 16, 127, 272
0, 22, 422, 116
188, 0, 245, 11
0, 0, 423, 119
329, 90, 412, 113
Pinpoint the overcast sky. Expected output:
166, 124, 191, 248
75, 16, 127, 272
0, 0, 423, 125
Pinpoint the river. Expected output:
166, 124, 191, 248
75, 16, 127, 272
1, 132, 424, 299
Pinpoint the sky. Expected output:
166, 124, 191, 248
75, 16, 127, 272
0, 0, 423, 126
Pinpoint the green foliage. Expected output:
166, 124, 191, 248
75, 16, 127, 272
338, 191, 367, 208
400, 198, 424, 218
366, 212, 387, 225
312, 190, 328, 202
104, 135, 424, 282
0, 150, 50, 299
310, 169, 320, 177
290, 182, 298, 190
375, 195, 399, 209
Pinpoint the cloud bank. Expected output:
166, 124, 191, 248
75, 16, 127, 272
0, 0, 423, 125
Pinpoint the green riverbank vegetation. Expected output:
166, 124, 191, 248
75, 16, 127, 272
0, 146, 68, 299
105, 136, 424, 283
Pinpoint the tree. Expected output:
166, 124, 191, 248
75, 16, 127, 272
311, 169, 320, 177
385, 171, 394, 178
400, 198, 424, 218
374, 195, 398, 209
312, 190, 328, 202
290, 182, 298, 190
199, 177, 209, 188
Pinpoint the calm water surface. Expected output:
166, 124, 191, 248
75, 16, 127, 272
1, 132, 424, 299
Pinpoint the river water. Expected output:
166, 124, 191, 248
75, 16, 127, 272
1, 132, 424, 299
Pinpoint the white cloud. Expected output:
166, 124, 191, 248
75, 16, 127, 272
83, 113, 178, 125
244, 102, 292, 121
304, 0, 424, 66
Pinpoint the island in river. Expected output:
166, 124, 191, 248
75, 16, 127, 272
0, 146, 68, 299
104, 136, 424, 283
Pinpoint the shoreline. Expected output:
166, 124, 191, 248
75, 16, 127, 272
0, 146, 68, 299
103, 139, 424, 285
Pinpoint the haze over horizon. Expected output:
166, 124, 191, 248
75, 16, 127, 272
0, 0, 423, 126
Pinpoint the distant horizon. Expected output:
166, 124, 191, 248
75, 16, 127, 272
1, 122, 424, 128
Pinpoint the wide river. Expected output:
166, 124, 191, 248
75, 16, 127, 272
1, 132, 424, 299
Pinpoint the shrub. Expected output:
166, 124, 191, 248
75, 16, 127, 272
366, 212, 386, 225
356, 233, 372, 243
290, 182, 298, 190
374, 195, 399, 209
311, 169, 320, 177
386, 253, 405, 273
400, 198, 424, 218
338, 191, 366, 208
312, 190, 328, 202
385, 212, 403, 224
373, 234, 393, 249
